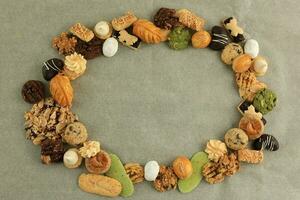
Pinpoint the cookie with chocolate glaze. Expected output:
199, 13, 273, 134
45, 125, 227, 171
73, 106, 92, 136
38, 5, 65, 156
113, 26, 141, 50
209, 26, 229, 50
42, 58, 64, 81
223, 17, 245, 43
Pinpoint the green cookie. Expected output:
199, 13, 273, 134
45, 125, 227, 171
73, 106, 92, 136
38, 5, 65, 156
178, 151, 209, 193
105, 154, 134, 197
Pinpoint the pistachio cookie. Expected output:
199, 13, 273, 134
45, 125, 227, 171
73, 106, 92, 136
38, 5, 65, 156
221, 43, 243, 65
63, 122, 88, 146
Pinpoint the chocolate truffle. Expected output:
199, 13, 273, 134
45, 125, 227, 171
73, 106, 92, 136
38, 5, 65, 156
21, 80, 45, 104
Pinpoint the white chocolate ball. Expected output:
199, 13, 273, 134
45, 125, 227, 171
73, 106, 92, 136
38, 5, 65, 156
94, 21, 110, 38
244, 39, 259, 58
103, 37, 118, 57
253, 56, 268, 76
63, 149, 82, 168
144, 160, 160, 181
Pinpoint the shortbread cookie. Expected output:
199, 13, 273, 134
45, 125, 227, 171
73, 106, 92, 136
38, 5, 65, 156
112, 11, 137, 31
221, 43, 243, 65
78, 173, 122, 197
94, 21, 112, 39
63, 122, 88, 146
191, 30, 211, 48
70, 23, 94, 42
238, 149, 263, 163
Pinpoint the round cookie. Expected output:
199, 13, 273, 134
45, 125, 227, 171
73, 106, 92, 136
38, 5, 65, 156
63, 148, 83, 169
191, 30, 211, 48
221, 43, 243, 65
63, 122, 88, 146
224, 128, 249, 150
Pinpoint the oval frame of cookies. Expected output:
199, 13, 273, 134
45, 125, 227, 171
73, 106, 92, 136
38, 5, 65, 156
22, 8, 279, 197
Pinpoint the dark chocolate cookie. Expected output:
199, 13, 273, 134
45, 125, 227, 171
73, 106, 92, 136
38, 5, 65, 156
21, 80, 45, 104
75, 36, 103, 60
209, 26, 229, 50
42, 58, 64, 81
253, 134, 279, 151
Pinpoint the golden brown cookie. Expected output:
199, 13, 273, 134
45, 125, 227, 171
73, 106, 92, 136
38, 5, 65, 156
78, 173, 122, 197
133, 19, 166, 44
85, 150, 111, 174
232, 54, 252, 73
49, 74, 73, 107
69, 23, 94, 42
112, 11, 138, 31
175, 9, 205, 31
221, 43, 243, 65
63, 122, 88, 146
191, 30, 211, 48
237, 149, 263, 164
239, 115, 264, 140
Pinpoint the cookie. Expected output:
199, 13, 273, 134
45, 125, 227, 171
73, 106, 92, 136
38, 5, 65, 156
75, 37, 103, 60
85, 150, 111, 174
253, 88, 277, 115
244, 39, 259, 58
221, 43, 243, 65
253, 56, 268, 76
42, 58, 64, 81
175, 9, 205, 31
153, 7, 179, 30
102, 37, 118, 57
114, 28, 141, 50
224, 128, 249, 150
144, 160, 160, 181
237, 149, 263, 164
79, 141, 100, 158
168, 26, 191, 50
112, 11, 137, 31
223, 17, 245, 42
70, 23, 94, 42
239, 115, 264, 140
173, 156, 193, 180
237, 101, 267, 125
63, 148, 82, 169
209, 26, 229, 50
63, 122, 88, 146
63, 52, 87, 80
191, 30, 211, 48
204, 140, 227, 162
105, 154, 134, 197
22, 80, 45, 104
232, 54, 252, 73
253, 134, 279, 151
178, 152, 209, 193
78, 173, 122, 197
94, 21, 112, 40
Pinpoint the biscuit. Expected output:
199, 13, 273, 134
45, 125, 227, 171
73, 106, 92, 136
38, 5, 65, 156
85, 150, 111, 174
63, 122, 88, 146
224, 128, 248, 150
178, 152, 209, 193
239, 115, 264, 140
70, 23, 94, 42
112, 11, 138, 31
232, 54, 252, 73
191, 30, 211, 48
175, 9, 205, 31
105, 154, 134, 197
221, 43, 243, 65
237, 149, 263, 164
78, 173, 122, 197
63, 148, 82, 169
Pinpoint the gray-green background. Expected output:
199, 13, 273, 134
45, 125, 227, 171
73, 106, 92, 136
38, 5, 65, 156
0, 0, 299, 199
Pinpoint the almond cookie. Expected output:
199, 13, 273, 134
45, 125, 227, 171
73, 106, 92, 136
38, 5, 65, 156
221, 43, 243, 65
85, 150, 111, 174
50, 74, 73, 107
223, 17, 245, 42
63, 148, 82, 169
237, 149, 263, 163
232, 54, 252, 73
78, 173, 122, 197
63, 122, 88, 146
133, 19, 167, 44
112, 11, 138, 31
63, 52, 87, 80
191, 30, 211, 48
224, 128, 248, 150
70, 23, 94, 42
175, 9, 205, 31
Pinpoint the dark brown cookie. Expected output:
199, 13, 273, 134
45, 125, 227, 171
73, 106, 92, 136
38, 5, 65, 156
41, 138, 64, 164
75, 36, 103, 60
153, 8, 179, 30
21, 80, 45, 104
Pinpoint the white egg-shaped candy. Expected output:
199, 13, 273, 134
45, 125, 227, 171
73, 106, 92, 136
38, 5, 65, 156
244, 39, 259, 58
103, 37, 118, 57
253, 56, 268, 76
144, 160, 160, 181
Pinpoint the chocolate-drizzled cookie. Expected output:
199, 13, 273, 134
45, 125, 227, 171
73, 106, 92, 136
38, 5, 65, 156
42, 58, 64, 81
209, 26, 229, 50
253, 134, 279, 151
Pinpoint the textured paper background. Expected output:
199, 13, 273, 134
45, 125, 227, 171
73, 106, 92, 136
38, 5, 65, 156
0, 0, 299, 199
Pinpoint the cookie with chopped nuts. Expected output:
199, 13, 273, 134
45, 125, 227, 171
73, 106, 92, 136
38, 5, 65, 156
153, 166, 178, 192
70, 23, 94, 42
153, 7, 179, 30
124, 163, 144, 184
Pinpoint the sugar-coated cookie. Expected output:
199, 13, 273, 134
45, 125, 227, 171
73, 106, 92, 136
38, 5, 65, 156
221, 43, 243, 65
102, 37, 118, 57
